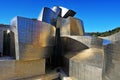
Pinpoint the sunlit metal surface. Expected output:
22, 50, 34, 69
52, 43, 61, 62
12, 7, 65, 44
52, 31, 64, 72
11, 16, 55, 60
59, 6, 76, 18
1, 5, 120, 80
52, 6, 61, 17
38, 6, 76, 26
57, 17, 84, 36
38, 7, 58, 26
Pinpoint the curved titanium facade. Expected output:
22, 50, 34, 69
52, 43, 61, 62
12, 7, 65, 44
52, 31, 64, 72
52, 6, 61, 17
11, 16, 55, 60
59, 6, 76, 18
38, 7, 58, 26
38, 6, 76, 26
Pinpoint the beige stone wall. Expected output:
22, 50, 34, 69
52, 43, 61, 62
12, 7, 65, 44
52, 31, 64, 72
69, 48, 104, 80
104, 41, 120, 80
70, 62, 102, 80
15, 59, 45, 79
0, 60, 15, 80
0, 59, 45, 80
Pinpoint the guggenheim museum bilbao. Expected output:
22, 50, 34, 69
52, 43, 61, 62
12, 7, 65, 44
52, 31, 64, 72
0, 6, 120, 80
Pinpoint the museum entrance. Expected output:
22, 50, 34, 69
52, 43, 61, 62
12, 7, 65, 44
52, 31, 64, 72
3, 31, 15, 59
3, 31, 10, 56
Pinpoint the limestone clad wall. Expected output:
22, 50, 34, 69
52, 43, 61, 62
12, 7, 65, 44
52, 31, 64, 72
103, 41, 120, 80
69, 48, 104, 80
0, 59, 45, 80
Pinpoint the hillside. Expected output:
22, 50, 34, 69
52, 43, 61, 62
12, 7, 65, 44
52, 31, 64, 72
88, 27, 120, 37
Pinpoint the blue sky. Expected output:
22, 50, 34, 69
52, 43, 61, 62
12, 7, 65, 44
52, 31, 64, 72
0, 0, 120, 32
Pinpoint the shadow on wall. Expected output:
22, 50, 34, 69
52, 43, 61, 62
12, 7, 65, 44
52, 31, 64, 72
61, 37, 89, 56
61, 37, 89, 75
104, 41, 120, 78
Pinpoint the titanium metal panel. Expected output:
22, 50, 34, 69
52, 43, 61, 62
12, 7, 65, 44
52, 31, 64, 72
52, 6, 61, 17
63, 10, 76, 18
38, 7, 58, 26
17, 17, 34, 44
57, 17, 84, 36
59, 6, 76, 18
38, 6, 76, 26
10, 17, 19, 60
70, 17, 84, 35
11, 16, 55, 60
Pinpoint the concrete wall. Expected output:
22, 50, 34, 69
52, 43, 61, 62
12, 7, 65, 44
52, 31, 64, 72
0, 59, 45, 80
